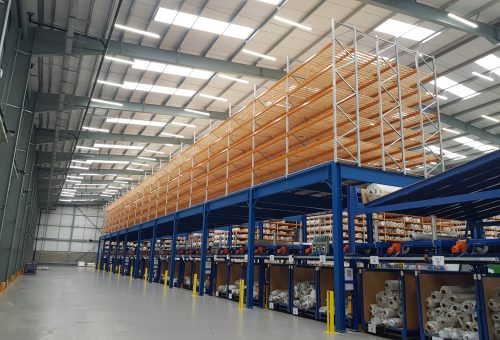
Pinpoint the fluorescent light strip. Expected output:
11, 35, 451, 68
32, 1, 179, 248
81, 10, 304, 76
427, 145, 466, 160
242, 48, 276, 61
199, 93, 228, 102
184, 108, 210, 117
93, 143, 144, 150
426, 92, 448, 100
85, 160, 131, 164
120, 81, 196, 97
170, 121, 196, 128
61, 189, 77, 192
161, 132, 185, 138
130, 163, 151, 167
97, 79, 122, 87
66, 175, 84, 180
144, 149, 165, 154
475, 55, 500, 76
137, 156, 157, 161
65, 179, 81, 183
127, 168, 146, 172
79, 173, 105, 176
82, 126, 110, 133
76, 146, 100, 151
481, 115, 499, 123
447, 13, 478, 28
91, 98, 123, 107
114, 23, 160, 38
106, 117, 166, 127
100, 194, 113, 197
273, 16, 311, 31
442, 128, 460, 134
59, 199, 73, 202
70, 165, 90, 170
217, 74, 249, 84
130, 59, 213, 79
114, 180, 129, 184
115, 177, 132, 181
75, 184, 108, 187
154, 8, 254, 40
164, 144, 174, 147
471, 71, 494, 81
104, 55, 134, 65
106, 186, 124, 189
257, 0, 282, 4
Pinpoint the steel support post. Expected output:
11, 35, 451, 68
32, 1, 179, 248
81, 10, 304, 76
105, 238, 111, 271
245, 189, 256, 309
121, 232, 127, 275
134, 228, 141, 278
331, 164, 346, 332
366, 214, 374, 244
113, 235, 119, 273
169, 218, 178, 288
199, 205, 209, 296
149, 223, 157, 283
95, 237, 101, 269
347, 186, 357, 254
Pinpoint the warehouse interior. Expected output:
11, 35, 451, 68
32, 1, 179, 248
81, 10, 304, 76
0, 0, 499, 339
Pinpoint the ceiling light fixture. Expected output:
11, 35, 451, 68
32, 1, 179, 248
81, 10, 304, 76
273, 15, 312, 31
426, 92, 448, 100
447, 13, 478, 28
471, 71, 494, 81
61, 189, 77, 192
91, 98, 123, 107
184, 108, 210, 117
217, 74, 249, 84
70, 165, 90, 170
144, 149, 166, 154
66, 175, 84, 180
76, 146, 100, 151
137, 156, 157, 161
100, 194, 113, 197
120, 81, 196, 97
113, 180, 129, 184
114, 23, 160, 38
161, 132, 185, 138
481, 115, 499, 123
442, 128, 460, 134
82, 126, 110, 133
93, 143, 144, 150
115, 177, 132, 181
106, 117, 167, 127
84, 160, 131, 164
199, 93, 228, 102
257, 0, 283, 5
130, 162, 152, 167
104, 55, 134, 64
97, 79, 122, 87
242, 48, 276, 61
59, 199, 73, 202
127, 167, 146, 172
130, 59, 213, 79
79, 173, 103, 176
170, 121, 196, 128
431, 76, 478, 99
106, 186, 124, 189
65, 179, 81, 183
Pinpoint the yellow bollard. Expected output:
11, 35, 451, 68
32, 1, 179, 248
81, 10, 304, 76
130, 265, 134, 280
327, 290, 335, 334
144, 268, 148, 283
239, 279, 244, 310
164, 270, 169, 288
192, 273, 198, 297
109, 263, 113, 275
117, 265, 121, 277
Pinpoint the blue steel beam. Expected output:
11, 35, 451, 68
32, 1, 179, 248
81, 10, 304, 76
169, 217, 178, 288
245, 190, 256, 309
199, 206, 209, 296
149, 223, 157, 283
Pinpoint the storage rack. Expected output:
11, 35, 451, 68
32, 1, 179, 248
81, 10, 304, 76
96, 21, 451, 334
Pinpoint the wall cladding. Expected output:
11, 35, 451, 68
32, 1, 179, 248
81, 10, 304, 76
35, 205, 103, 264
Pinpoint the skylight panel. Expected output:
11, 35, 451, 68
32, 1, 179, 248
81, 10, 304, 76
147, 62, 166, 73
430, 76, 478, 99
165, 64, 191, 77
475, 54, 500, 76
136, 83, 153, 92
448, 84, 476, 98
454, 136, 499, 152
427, 145, 466, 160
194, 17, 229, 34
189, 69, 213, 79
154, 7, 254, 40
174, 88, 197, 97
132, 59, 149, 70
375, 19, 436, 41
151, 85, 175, 95
122, 81, 138, 90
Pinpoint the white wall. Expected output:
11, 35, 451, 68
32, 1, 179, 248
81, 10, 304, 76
35, 205, 104, 263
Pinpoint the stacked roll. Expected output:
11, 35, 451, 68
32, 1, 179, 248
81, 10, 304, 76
293, 281, 316, 311
424, 285, 477, 339
489, 287, 500, 340
269, 289, 289, 305
369, 280, 403, 328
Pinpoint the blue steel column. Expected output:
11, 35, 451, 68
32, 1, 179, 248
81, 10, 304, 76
366, 214, 374, 244
113, 235, 119, 273
331, 164, 346, 332
121, 232, 127, 275
105, 238, 111, 271
199, 205, 209, 296
134, 227, 142, 279
95, 236, 101, 269
245, 189, 256, 309
347, 186, 357, 253
169, 217, 178, 288
149, 223, 157, 283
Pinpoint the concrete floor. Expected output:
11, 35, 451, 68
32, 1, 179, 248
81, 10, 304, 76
0, 267, 383, 340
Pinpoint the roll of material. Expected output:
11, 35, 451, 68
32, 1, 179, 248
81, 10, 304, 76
463, 331, 480, 340
450, 294, 476, 303
382, 308, 398, 318
365, 184, 400, 202
493, 287, 500, 300
490, 299, 500, 312
370, 304, 379, 312
464, 322, 478, 332
492, 312, 500, 321
431, 290, 443, 301
441, 286, 475, 297
426, 296, 440, 308
439, 328, 464, 340
376, 291, 389, 307
385, 318, 402, 328
425, 320, 444, 333
427, 308, 441, 320
472, 313, 477, 322
462, 300, 476, 314
385, 280, 399, 291
445, 310, 458, 319
459, 312, 472, 324
440, 298, 453, 309
437, 316, 458, 328
388, 296, 400, 310
451, 303, 462, 312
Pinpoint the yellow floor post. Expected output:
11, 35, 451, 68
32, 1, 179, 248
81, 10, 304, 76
164, 270, 168, 288
144, 268, 148, 283
192, 273, 198, 297
109, 264, 113, 275
239, 279, 244, 310
117, 265, 121, 277
327, 291, 335, 334
130, 266, 134, 280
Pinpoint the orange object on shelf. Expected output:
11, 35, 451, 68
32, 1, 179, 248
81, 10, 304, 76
276, 246, 287, 254
451, 240, 467, 254
343, 245, 349, 253
387, 243, 401, 254
305, 246, 313, 254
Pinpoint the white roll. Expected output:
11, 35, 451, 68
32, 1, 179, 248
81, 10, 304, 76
388, 296, 401, 309
490, 299, 500, 312
451, 303, 462, 312
370, 304, 378, 312
365, 184, 400, 201
437, 316, 458, 328
427, 308, 440, 320
376, 291, 389, 307
440, 298, 453, 309
459, 312, 472, 325
385, 318, 402, 328
385, 280, 399, 291
382, 308, 398, 318
441, 286, 474, 297
450, 294, 476, 303
445, 310, 458, 319
426, 296, 440, 308
425, 320, 444, 333
430, 290, 443, 301
462, 300, 476, 314
492, 312, 500, 322
463, 331, 479, 340
465, 321, 478, 332
493, 287, 500, 300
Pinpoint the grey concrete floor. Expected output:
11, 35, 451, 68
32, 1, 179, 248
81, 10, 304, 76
0, 267, 383, 340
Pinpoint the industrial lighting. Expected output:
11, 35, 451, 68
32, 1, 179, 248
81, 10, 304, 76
461, 93, 480, 101
375, 19, 436, 41
154, 8, 254, 40
66, 175, 84, 180
85, 160, 131, 164
144, 149, 165, 154
481, 115, 499, 123
115, 177, 132, 181
199, 93, 228, 102
257, 0, 282, 4
426, 145, 466, 160
113, 180, 129, 184
82, 126, 110, 133
130, 162, 151, 167
65, 179, 81, 183
242, 48, 276, 61
100, 194, 113, 197
161, 132, 185, 138
170, 121, 196, 128
114, 23, 160, 38
79, 173, 104, 176
120, 81, 196, 97
273, 16, 312, 31
127, 167, 145, 172
59, 199, 73, 202
475, 54, 500, 76
93, 143, 144, 150
137, 156, 157, 161
61, 189, 77, 192
129, 59, 213, 79
217, 74, 249, 84
442, 128, 460, 134
426, 92, 448, 100
106, 186, 123, 189
184, 108, 210, 117
471, 71, 494, 81
431, 76, 478, 99
76, 146, 100, 151
70, 165, 90, 170
61, 193, 75, 197
447, 13, 478, 28
75, 184, 108, 187
164, 144, 174, 147
454, 136, 499, 152
104, 55, 134, 65
97, 79, 122, 87
106, 117, 167, 127
90, 98, 123, 107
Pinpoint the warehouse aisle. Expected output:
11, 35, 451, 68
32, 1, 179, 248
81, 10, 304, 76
0, 267, 381, 340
